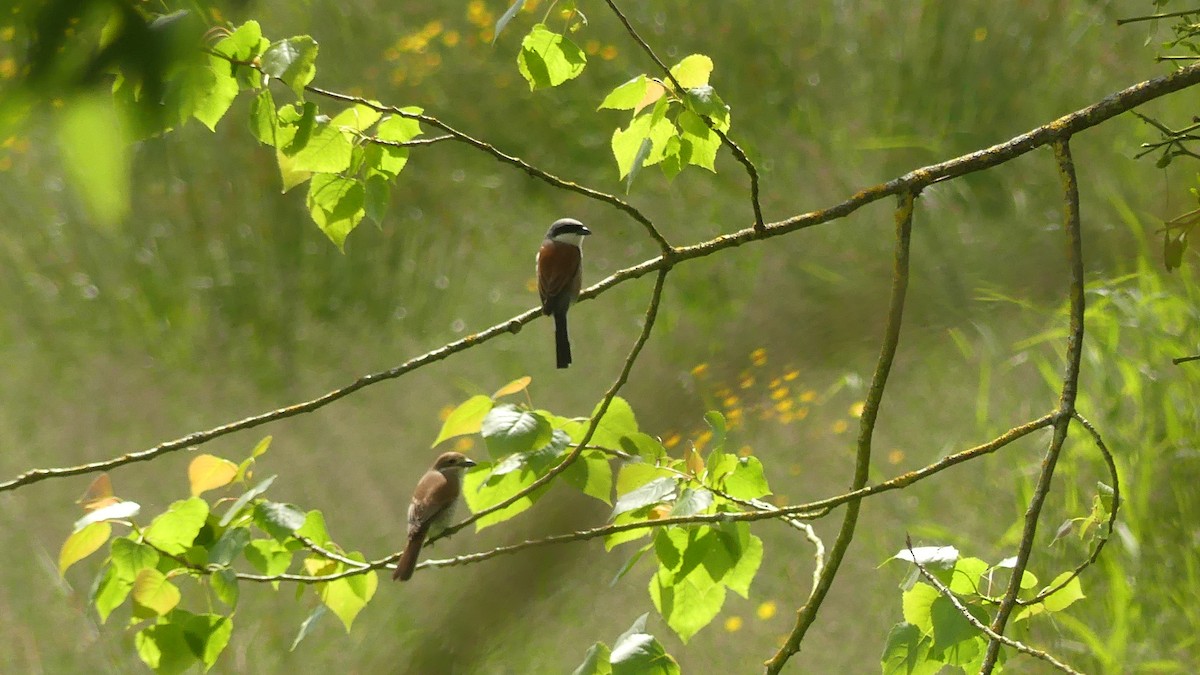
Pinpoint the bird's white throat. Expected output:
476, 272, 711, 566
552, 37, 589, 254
552, 232, 586, 248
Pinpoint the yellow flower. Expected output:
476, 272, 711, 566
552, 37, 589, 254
0, 58, 15, 79
691, 362, 709, 378
454, 437, 475, 452
770, 387, 789, 401
694, 429, 713, 450
438, 404, 456, 421
739, 374, 755, 390
722, 395, 740, 409
757, 601, 777, 620
738, 445, 753, 457
750, 347, 767, 366
773, 399, 793, 414
724, 616, 743, 632
663, 432, 681, 449
974, 27, 988, 42
600, 45, 618, 60
888, 449, 905, 464
832, 419, 849, 434
783, 369, 800, 381
799, 390, 817, 403
849, 401, 865, 417
442, 30, 461, 47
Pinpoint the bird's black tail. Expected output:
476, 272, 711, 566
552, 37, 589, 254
554, 310, 572, 369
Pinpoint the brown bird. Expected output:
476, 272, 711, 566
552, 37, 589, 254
537, 218, 591, 368
392, 451, 477, 581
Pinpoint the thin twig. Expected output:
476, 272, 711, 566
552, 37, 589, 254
1172, 354, 1200, 364
306, 84, 674, 252
903, 536, 1084, 675
601, 0, 765, 230
1117, 9, 1200, 25
980, 138, 1085, 673
766, 190, 916, 674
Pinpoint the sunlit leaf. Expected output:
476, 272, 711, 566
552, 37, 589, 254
880, 622, 942, 675
493, 376, 533, 399
78, 473, 115, 510
610, 613, 680, 674
183, 612, 234, 669
599, 75, 648, 111
432, 395, 494, 447
612, 477, 676, 519
306, 173, 365, 251
316, 553, 377, 631
493, 0, 526, 43
262, 36, 319, 97
220, 475, 277, 527
189, 454, 239, 497
144, 498, 209, 555
481, 404, 553, 458
59, 522, 112, 575
132, 568, 182, 616
894, 546, 959, 568
135, 621, 196, 675
56, 95, 130, 227
669, 54, 714, 89
573, 641, 613, 675
517, 24, 587, 90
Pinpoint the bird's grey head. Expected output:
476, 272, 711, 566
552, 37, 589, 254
546, 218, 591, 246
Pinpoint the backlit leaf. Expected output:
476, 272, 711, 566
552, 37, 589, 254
59, 522, 111, 575
132, 568, 181, 616
144, 498, 209, 555
517, 24, 587, 90
669, 54, 714, 89
432, 395, 494, 447
189, 454, 239, 497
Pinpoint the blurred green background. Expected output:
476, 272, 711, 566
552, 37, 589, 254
2, 0, 1199, 672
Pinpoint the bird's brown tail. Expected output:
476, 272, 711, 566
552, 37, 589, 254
393, 531, 426, 581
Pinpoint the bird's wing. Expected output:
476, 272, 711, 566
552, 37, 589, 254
537, 240, 582, 308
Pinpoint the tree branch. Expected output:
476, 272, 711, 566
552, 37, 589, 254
980, 138, 1085, 672
5, 63, 1196, 495
766, 190, 915, 674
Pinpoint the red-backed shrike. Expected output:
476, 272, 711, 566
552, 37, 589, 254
537, 218, 591, 369
392, 451, 477, 581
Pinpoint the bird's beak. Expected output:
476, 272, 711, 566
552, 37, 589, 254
463, 457, 478, 468
581, 226, 592, 235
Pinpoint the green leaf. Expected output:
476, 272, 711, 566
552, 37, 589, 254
112, 537, 161, 582
249, 90, 282, 146
209, 527, 251, 567
677, 110, 719, 171
331, 104, 382, 133
880, 623, 942, 675
566, 397, 640, 450
517, 24, 587, 90
902, 582, 939, 635
670, 488, 712, 517
616, 462, 673, 496
56, 95, 130, 228
462, 459, 548, 530
929, 595, 985, 653
1015, 572, 1085, 622
563, 450, 614, 504
702, 411, 726, 453
132, 568, 182, 616
254, 501, 308, 540
433, 395, 495, 447
296, 510, 332, 546
573, 642, 613, 675
620, 432, 667, 461
493, 0, 526, 43
135, 622, 196, 675
364, 175, 390, 225
649, 561, 725, 643
705, 451, 738, 486
145, 498, 209, 556
948, 557, 989, 595
211, 568, 239, 607
245, 539, 293, 577
610, 543, 654, 586
605, 509, 657, 550
182, 612, 233, 670
288, 120, 354, 173
291, 604, 327, 651
612, 477, 676, 519
59, 521, 112, 575
599, 76, 649, 111
723, 456, 770, 499
262, 36, 319, 97
192, 56, 239, 131
213, 20, 267, 61
481, 404, 553, 458
684, 86, 730, 132
610, 613, 681, 675
306, 174, 365, 251
315, 553, 377, 631
669, 54, 714, 89
91, 563, 131, 623
714, 523, 762, 597
219, 475, 277, 527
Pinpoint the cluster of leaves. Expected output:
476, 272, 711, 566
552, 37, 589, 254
573, 613, 681, 675
435, 381, 772, 642
495, 2, 731, 189
59, 437, 375, 674
882, 544, 1092, 674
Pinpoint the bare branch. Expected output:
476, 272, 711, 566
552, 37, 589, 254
981, 138, 1085, 672
766, 190, 916, 674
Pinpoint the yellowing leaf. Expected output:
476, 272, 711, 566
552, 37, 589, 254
59, 521, 111, 575
685, 446, 705, 476
189, 454, 239, 497
493, 376, 532, 399
78, 473, 114, 510
635, 80, 667, 115
132, 568, 182, 616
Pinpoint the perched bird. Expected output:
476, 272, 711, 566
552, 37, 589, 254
537, 218, 591, 368
392, 451, 477, 581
